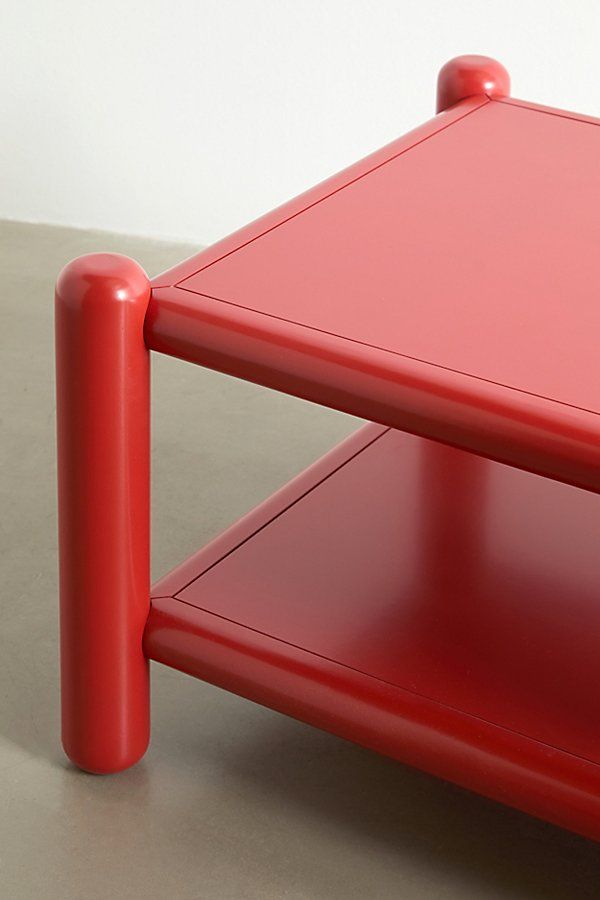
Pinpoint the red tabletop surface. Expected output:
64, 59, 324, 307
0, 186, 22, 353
148, 97, 600, 491
176, 99, 600, 414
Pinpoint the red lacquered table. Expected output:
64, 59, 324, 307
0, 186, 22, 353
55, 56, 600, 842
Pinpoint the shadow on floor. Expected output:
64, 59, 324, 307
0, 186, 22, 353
177, 702, 600, 899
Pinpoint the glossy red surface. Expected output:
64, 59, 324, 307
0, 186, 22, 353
55, 254, 150, 774
145, 424, 600, 840
146, 96, 600, 493
175, 96, 600, 410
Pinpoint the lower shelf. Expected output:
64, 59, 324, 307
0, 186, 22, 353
145, 423, 600, 841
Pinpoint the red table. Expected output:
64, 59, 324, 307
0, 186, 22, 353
55, 57, 600, 842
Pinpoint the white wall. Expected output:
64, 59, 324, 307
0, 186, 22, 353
2, 0, 600, 247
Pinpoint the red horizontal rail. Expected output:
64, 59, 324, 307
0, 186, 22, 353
144, 596, 600, 843
145, 285, 600, 495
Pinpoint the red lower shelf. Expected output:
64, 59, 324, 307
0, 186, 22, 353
145, 423, 600, 840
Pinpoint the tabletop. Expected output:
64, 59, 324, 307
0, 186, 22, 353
147, 94, 600, 492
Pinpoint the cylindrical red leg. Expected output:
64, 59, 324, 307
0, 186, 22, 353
56, 253, 151, 774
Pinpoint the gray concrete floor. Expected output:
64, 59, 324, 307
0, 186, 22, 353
2, 219, 600, 899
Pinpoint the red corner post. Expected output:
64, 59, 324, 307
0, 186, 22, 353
55, 254, 151, 774
436, 55, 510, 112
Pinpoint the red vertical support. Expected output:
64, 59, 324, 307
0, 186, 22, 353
56, 253, 151, 774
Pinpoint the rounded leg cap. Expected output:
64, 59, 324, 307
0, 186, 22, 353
56, 252, 150, 315
436, 55, 510, 113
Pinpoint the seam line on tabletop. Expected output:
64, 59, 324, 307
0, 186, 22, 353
154, 595, 600, 771
170, 426, 390, 596
496, 96, 600, 127
173, 100, 489, 286
170, 286, 600, 420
